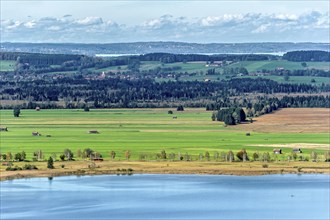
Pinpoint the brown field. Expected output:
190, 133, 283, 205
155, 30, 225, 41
237, 108, 330, 133
1, 160, 329, 181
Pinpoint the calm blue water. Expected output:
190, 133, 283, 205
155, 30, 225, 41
1, 174, 329, 220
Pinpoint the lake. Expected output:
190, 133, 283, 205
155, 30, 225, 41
1, 174, 329, 220
95, 52, 285, 57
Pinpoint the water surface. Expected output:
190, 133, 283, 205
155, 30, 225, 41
1, 174, 329, 219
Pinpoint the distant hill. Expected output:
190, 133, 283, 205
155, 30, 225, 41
1, 42, 329, 56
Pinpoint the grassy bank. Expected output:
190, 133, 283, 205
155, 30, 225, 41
1, 160, 329, 181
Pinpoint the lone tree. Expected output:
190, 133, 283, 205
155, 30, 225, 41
227, 151, 234, 162
13, 107, 21, 117
253, 152, 259, 161
205, 151, 210, 161
125, 150, 131, 160
110, 151, 116, 160
47, 157, 54, 169
236, 149, 249, 161
160, 150, 167, 159
63, 149, 74, 161
177, 105, 184, 111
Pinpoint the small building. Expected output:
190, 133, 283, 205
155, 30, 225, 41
32, 132, 41, 136
273, 149, 282, 154
88, 130, 99, 134
35, 107, 40, 111
0, 127, 8, 132
293, 148, 302, 153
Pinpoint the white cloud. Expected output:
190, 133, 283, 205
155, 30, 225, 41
24, 20, 36, 28
1, 11, 329, 43
76, 17, 103, 26
252, 24, 271, 33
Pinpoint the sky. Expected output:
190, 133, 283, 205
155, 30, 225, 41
1, 0, 329, 43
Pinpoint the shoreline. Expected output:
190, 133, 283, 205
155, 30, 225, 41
1, 161, 329, 181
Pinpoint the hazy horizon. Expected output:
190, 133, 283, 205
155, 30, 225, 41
1, 1, 329, 43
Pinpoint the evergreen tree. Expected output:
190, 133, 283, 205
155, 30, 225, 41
13, 107, 20, 117
47, 157, 54, 169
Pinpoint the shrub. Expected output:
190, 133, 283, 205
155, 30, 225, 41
61, 164, 65, 168
205, 151, 210, 161
23, 164, 38, 170
6, 166, 23, 171
59, 154, 65, 161
168, 110, 173, 114
262, 164, 269, 168
252, 152, 259, 161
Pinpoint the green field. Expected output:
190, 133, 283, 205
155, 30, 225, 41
0, 60, 16, 72
240, 75, 330, 85
228, 61, 330, 72
0, 109, 328, 160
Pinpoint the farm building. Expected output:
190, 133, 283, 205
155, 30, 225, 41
293, 148, 302, 153
273, 149, 282, 154
35, 107, 41, 111
32, 132, 41, 136
88, 130, 99, 134
0, 127, 8, 132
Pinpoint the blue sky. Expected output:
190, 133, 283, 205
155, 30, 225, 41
1, 0, 329, 43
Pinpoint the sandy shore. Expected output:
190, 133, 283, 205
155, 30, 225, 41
1, 160, 329, 181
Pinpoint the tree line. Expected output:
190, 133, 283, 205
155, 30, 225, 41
1, 77, 329, 109
2, 149, 329, 168
283, 51, 330, 62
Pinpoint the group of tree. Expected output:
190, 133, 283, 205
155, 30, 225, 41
206, 95, 329, 113
256, 68, 330, 78
2, 149, 330, 168
222, 67, 249, 75
283, 51, 330, 62
212, 107, 246, 125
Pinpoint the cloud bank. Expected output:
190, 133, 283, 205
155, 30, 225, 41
1, 11, 329, 43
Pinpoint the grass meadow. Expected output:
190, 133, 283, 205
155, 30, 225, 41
0, 60, 16, 71
0, 108, 328, 160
